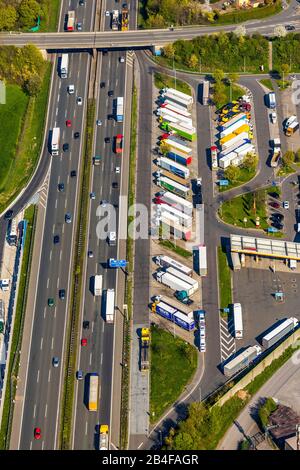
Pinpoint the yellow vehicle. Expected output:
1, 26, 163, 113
140, 328, 150, 371
234, 124, 250, 136
99, 425, 109, 450
88, 373, 99, 411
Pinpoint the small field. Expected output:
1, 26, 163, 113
154, 72, 191, 96
37, 0, 61, 32
219, 166, 256, 192
150, 325, 197, 423
217, 246, 232, 311
219, 188, 268, 229
215, 83, 245, 110
259, 79, 274, 91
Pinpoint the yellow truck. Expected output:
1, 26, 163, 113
88, 373, 99, 411
220, 132, 236, 146
140, 328, 150, 371
99, 425, 109, 450
234, 123, 250, 136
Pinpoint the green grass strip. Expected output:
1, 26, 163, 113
0, 205, 37, 449
215, 0, 282, 25
217, 246, 232, 311
159, 240, 192, 258
60, 99, 95, 449
259, 79, 274, 91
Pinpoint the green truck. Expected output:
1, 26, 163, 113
161, 121, 196, 142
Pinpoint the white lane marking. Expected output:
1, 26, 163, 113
52, 224, 55, 234
49, 250, 52, 261
116, 78, 119, 87
47, 278, 49, 289
89, 353, 92, 366
65, 109, 67, 118
85, 421, 88, 435
54, 121, 57, 128
51, 337, 54, 350
62, 224, 65, 234
100, 353, 103, 365
56, 107, 58, 116
42, 441, 45, 450
69, 152, 72, 161
44, 307, 46, 319
65, 198, 68, 209
48, 370, 51, 383
30, 441, 32, 450
59, 81, 61, 90
60, 250, 62, 261
102, 322, 104, 333
57, 175, 60, 185
57, 94, 60, 103
54, 307, 57, 319
138, 442, 143, 449
40, 337, 43, 350
77, 69, 80, 78
67, 175, 70, 184
57, 277, 60, 288
91, 321, 94, 333
37, 370, 40, 383
33, 404, 36, 418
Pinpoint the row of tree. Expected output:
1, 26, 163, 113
0, 44, 45, 95
0, 0, 47, 31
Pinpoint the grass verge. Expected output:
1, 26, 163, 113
60, 99, 95, 449
120, 83, 138, 450
0, 62, 52, 214
219, 188, 268, 229
159, 240, 192, 258
37, 0, 61, 32
259, 79, 274, 91
215, 1, 282, 25
166, 342, 300, 449
150, 324, 197, 424
154, 72, 192, 96
219, 166, 256, 192
0, 205, 36, 449
217, 246, 232, 312
214, 83, 245, 109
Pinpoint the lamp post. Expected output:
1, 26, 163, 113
243, 217, 247, 228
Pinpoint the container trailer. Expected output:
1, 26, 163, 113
99, 425, 109, 450
160, 102, 191, 118
167, 149, 192, 166
162, 92, 192, 110
162, 138, 192, 155
231, 252, 241, 270
156, 175, 190, 198
151, 300, 195, 331
67, 11, 75, 31
156, 191, 193, 215
166, 267, 198, 293
159, 204, 192, 227
155, 255, 192, 276
160, 214, 192, 241
223, 345, 262, 377
163, 87, 193, 104
219, 113, 246, 130
51, 127, 60, 156
115, 97, 124, 122
156, 157, 190, 179
161, 122, 196, 141
198, 246, 207, 276
60, 54, 69, 78
156, 169, 189, 187
262, 317, 298, 349
221, 132, 249, 151
219, 116, 248, 138
233, 303, 243, 339
88, 373, 99, 411
103, 289, 115, 323
202, 80, 209, 106
156, 270, 195, 294
93, 275, 103, 296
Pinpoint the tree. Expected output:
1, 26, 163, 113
295, 148, 300, 163
0, 5, 17, 31
163, 43, 175, 59
224, 164, 240, 182
213, 68, 225, 83
213, 80, 226, 107
274, 25, 287, 38
241, 152, 258, 170
282, 150, 295, 165
187, 53, 198, 69
280, 63, 290, 80
234, 25, 246, 38
24, 72, 42, 96
18, 0, 42, 29
227, 72, 239, 85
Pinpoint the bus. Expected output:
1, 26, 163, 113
88, 373, 99, 411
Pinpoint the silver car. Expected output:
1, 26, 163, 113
53, 357, 60, 367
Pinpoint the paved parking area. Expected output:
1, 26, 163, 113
232, 263, 300, 354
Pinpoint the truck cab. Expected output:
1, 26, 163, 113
108, 231, 116, 246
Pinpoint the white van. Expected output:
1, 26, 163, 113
289, 259, 297, 270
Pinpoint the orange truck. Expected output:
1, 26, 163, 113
115, 134, 123, 154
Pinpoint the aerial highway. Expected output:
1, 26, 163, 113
0, 2, 300, 49
15, 0, 95, 449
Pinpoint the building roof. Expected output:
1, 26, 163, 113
269, 405, 300, 441
230, 234, 300, 260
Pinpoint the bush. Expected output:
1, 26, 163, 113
258, 397, 277, 429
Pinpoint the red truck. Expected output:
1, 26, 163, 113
115, 134, 123, 154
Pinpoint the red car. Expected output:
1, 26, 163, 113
81, 338, 88, 346
269, 202, 280, 208
34, 427, 41, 440
66, 119, 72, 127
115, 134, 123, 154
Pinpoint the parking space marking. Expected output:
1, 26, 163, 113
219, 317, 236, 362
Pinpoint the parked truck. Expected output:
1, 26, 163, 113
267, 92, 276, 109
231, 251, 241, 271
167, 149, 192, 166
111, 10, 119, 30
198, 245, 207, 276
221, 132, 249, 151
156, 191, 193, 215
223, 345, 262, 377
156, 175, 190, 198
51, 127, 60, 156
93, 275, 103, 296
262, 317, 298, 349
166, 267, 198, 293
156, 157, 190, 179
202, 80, 209, 106
140, 328, 150, 370
67, 10, 75, 31
155, 255, 192, 276
151, 299, 195, 331
99, 425, 109, 450
160, 102, 191, 118
161, 122, 196, 141
156, 169, 189, 188
285, 116, 299, 137
233, 303, 243, 339
115, 97, 124, 122
156, 271, 195, 296
88, 373, 99, 411
162, 137, 192, 155
219, 113, 246, 131
121, 6, 129, 31
270, 138, 281, 167
60, 53, 68, 78
104, 289, 115, 323
160, 214, 192, 241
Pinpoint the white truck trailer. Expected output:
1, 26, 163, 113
104, 289, 115, 323
93, 275, 103, 296
159, 191, 193, 214
156, 157, 190, 179
262, 317, 298, 349
155, 255, 193, 276
198, 246, 207, 276
60, 53, 68, 78
231, 251, 241, 271
51, 127, 60, 156
166, 267, 198, 293
233, 303, 243, 339
156, 271, 195, 295
223, 345, 262, 377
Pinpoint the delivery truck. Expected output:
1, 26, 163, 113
166, 267, 198, 293
221, 132, 249, 151
156, 169, 189, 188
111, 10, 119, 30
51, 127, 60, 156
115, 97, 124, 122
233, 303, 243, 339
140, 328, 150, 370
160, 102, 191, 118
60, 54, 69, 78
262, 317, 298, 349
99, 425, 109, 450
219, 138, 250, 159
93, 274, 103, 296
156, 157, 190, 179
88, 373, 99, 411
270, 138, 281, 167
156, 175, 190, 198
155, 191, 193, 215
161, 122, 196, 141
121, 6, 129, 31
198, 246, 207, 276
285, 119, 299, 137
156, 271, 195, 295
223, 345, 262, 377
104, 289, 115, 323
151, 299, 195, 331
219, 116, 248, 138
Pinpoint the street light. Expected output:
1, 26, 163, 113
243, 217, 248, 228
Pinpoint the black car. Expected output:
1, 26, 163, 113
79, 0, 85, 4
108, 90, 114, 97
100, 81, 106, 88
83, 320, 90, 330
70, 170, 77, 177
103, 49, 108, 55
107, 114, 113, 120
285, 24, 295, 31
272, 222, 283, 230
63, 143, 69, 152
122, 2, 128, 7
59, 289, 66, 300
54, 235, 60, 244
273, 212, 284, 220
112, 182, 119, 189
58, 183, 65, 192
105, 137, 111, 143
268, 192, 280, 199
4, 210, 13, 219
74, 132, 80, 139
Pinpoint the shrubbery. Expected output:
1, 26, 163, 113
0, 0, 48, 31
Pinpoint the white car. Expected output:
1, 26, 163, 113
119, 56, 125, 63
68, 84, 75, 94
77, 96, 82, 105
90, 192, 96, 199
115, 166, 120, 174
270, 112, 277, 124
200, 338, 206, 352
283, 200, 289, 209
96, 119, 102, 126
105, 10, 110, 16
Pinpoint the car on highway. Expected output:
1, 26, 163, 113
59, 289, 66, 300
270, 112, 277, 124
66, 119, 72, 127
52, 357, 60, 368
65, 212, 72, 224
108, 90, 114, 97
70, 170, 77, 177
115, 166, 120, 174
100, 82, 106, 88
105, 10, 110, 16
90, 192, 96, 199
48, 298, 55, 307
74, 131, 80, 139
58, 182, 65, 192
112, 182, 119, 189
53, 235, 60, 244
269, 202, 280, 208
83, 320, 90, 329
76, 370, 83, 380
114, 134, 123, 154
96, 119, 102, 126
81, 338, 88, 346
79, 0, 85, 5
63, 143, 69, 152
100, 200, 108, 207
119, 56, 125, 63
88, 250, 93, 258
5, 210, 13, 219
76, 22, 82, 31
122, 2, 128, 7
285, 24, 295, 31
283, 200, 290, 209
68, 84, 75, 94
77, 96, 82, 105
105, 137, 111, 143
34, 428, 41, 440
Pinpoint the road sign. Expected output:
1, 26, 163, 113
108, 258, 127, 268
218, 179, 229, 186
267, 227, 278, 233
